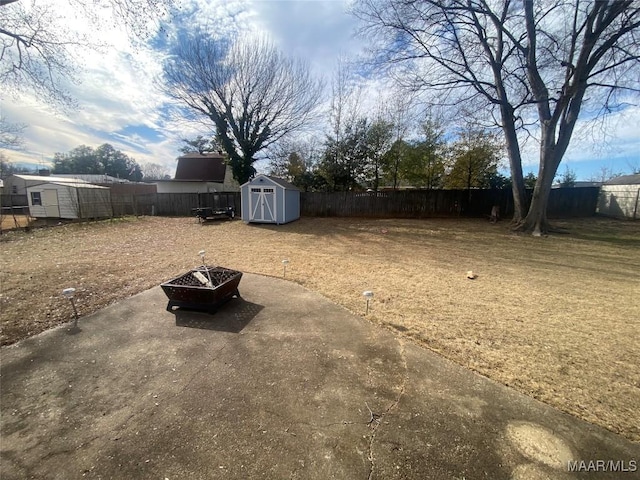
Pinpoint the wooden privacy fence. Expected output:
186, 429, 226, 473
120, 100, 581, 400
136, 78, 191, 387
0, 194, 30, 216
110, 192, 241, 217
300, 187, 600, 218
102, 188, 597, 219
546, 187, 601, 217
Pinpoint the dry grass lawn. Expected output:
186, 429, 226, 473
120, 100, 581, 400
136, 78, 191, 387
0, 214, 32, 232
1, 216, 639, 442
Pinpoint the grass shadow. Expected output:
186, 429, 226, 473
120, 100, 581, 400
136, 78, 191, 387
549, 217, 640, 247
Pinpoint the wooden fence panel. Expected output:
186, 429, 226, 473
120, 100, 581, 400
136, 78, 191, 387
111, 193, 156, 216
197, 192, 241, 211
110, 192, 242, 217
0, 194, 30, 216
111, 193, 133, 216
155, 193, 199, 216
301, 190, 500, 218
301, 188, 598, 219
108, 188, 598, 220
547, 187, 599, 217
1, 194, 28, 207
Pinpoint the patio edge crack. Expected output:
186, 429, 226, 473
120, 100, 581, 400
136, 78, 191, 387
366, 339, 407, 480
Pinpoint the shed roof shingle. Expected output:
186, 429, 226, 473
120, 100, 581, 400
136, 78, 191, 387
242, 174, 300, 190
174, 153, 227, 182
264, 175, 300, 190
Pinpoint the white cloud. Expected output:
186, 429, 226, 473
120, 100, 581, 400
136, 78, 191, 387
1, 0, 358, 175
1, 0, 637, 183
250, 0, 361, 74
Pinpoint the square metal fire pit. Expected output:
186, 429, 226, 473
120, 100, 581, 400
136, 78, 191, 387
161, 266, 242, 313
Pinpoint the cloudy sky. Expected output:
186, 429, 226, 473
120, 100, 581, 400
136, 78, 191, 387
1, 0, 638, 181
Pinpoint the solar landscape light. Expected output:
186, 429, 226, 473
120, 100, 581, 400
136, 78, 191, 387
282, 259, 289, 278
62, 287, 79, 329
363, 290, 374, 315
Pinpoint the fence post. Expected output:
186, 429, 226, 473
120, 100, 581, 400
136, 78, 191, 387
110, 192, 116, 219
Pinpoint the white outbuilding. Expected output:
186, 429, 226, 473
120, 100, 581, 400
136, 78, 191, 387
3, 174, 87, 195
27, 182, 112, 219
240, 175, 300, 224
597, 174, 640, 220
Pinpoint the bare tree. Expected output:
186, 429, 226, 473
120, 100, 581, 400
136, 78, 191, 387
589, 165, 622, 183
379, 89, 418, 189
70, 0, 175, 41
328, 57, 365, 151
0, 115, 27, 149
320, 57, 369, 190
162, 34, 324, 184
627, 160, 640, 175
0, 0, 176, 107
141, 162, 170, 181
268, 136, 321, 180
1, 1, 81, 106
178, 135, 220, 155
355, 0, 640, 235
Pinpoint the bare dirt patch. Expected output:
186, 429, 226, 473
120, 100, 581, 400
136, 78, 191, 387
1, 216, 638, 441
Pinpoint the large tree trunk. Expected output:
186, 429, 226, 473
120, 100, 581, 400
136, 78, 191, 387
500, 105, 527, 222
506, 137, 527, 223
517, 129, 562, 235
518, 169, 554, 236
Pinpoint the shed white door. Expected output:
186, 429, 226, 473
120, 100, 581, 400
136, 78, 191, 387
43, 189, 60, 217
249, 187, 276, 222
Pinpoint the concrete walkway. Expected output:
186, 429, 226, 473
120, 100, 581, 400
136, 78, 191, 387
1, 274, 638, 479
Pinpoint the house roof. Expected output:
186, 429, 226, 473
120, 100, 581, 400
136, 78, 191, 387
552, 181, 603, 188
154, 180, 223, 183
604, 174, 640, 185
174, 153, 227, 182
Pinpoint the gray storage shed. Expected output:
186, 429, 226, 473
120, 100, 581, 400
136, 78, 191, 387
240, 175, 300, 224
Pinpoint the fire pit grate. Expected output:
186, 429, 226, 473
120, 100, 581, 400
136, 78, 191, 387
161, 266, 242, 313
167, 268, 239, 288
